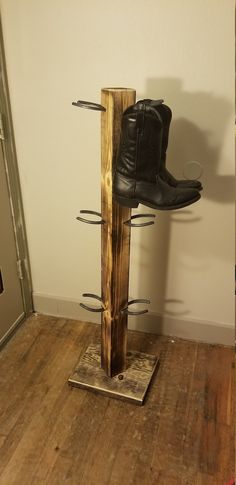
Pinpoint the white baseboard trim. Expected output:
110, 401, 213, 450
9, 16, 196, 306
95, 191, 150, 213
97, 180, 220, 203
33, 293, 235, 346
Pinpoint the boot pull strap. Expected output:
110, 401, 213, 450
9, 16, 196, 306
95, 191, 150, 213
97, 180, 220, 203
149, 99, 164, 107
137, 99, 164, 107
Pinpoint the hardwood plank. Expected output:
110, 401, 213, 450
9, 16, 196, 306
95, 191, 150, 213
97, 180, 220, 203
0, 313, 42, 383
31, 392, 100, 484
17, 391, 89, 485
183, 343, 235, 480
145, 339, 198, 483
0, 316, 59, 436
75, 400, 131, 485
196, 471, 234, 485
0, 315, 234, 485
49, 329, 163, 484
0, 316, 72, 437
44, 393, 110, 485
0, 317, 93, 482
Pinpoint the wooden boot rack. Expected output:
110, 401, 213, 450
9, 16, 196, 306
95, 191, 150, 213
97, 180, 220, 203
68, 88, 159, 405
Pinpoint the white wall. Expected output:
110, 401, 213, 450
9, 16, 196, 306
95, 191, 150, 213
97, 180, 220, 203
0, 0, 234, 342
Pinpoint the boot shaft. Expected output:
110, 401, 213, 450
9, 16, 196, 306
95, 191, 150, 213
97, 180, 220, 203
116, 101, 163, 183
137, 99, 172, 164
155, 103, 172, 163
137, 99, 202, 190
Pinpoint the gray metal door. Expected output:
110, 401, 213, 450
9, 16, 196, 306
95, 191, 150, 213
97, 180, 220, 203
0, 141, 24, 343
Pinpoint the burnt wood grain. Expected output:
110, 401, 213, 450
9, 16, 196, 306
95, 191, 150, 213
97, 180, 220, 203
101, 88, 136, 377
68, 342, 159, 405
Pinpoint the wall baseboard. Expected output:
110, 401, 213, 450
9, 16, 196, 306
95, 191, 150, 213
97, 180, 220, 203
33, 293, 235, 346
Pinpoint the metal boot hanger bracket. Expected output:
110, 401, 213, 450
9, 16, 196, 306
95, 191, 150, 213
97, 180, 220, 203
68, 88, 159, 405
72, 99, 106, 111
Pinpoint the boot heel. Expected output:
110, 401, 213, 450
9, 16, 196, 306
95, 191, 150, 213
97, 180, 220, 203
115, 196, 139, 208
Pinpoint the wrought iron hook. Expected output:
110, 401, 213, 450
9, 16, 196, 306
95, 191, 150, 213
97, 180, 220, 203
80, 293, 105, 313
72, 100, 106, 112
121, 298, 150, 315
76, 210, 105, 225
124, 213, 156, 227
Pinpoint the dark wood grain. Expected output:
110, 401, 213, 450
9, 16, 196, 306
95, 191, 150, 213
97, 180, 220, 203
0, 315, 234, 485
69, 342, 158, 404
101, 88, 136, 377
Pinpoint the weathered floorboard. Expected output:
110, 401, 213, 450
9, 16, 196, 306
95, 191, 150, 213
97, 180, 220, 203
0, 314, 234, 485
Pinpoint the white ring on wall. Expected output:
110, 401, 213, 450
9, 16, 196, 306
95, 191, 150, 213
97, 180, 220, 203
183, 161, 203, 180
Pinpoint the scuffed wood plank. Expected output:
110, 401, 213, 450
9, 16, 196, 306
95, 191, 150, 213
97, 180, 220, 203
183, 343, 235, 478
69, 342, 158, 404
0, 317, 93, 482
198, 345, 235, 476
0, 316, 234, 485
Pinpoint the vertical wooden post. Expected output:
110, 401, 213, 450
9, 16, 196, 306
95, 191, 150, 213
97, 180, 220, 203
101, 88, 136, 377
69, 87, 159, 403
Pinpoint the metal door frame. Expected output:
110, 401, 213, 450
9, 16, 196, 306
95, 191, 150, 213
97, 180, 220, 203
0, 15, 33, 319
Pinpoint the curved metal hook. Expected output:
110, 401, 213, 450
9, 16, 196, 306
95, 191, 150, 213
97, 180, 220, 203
76, 210, 105, 225
122, 298, 150, 315
124, 213, 156, 227
80, 293, 105, 313
72, 100, 106, 112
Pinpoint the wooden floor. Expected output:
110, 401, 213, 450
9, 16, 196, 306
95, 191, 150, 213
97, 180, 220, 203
0, 315, 234, 485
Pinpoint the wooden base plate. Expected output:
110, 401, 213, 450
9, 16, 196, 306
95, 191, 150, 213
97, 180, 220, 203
68, 343, 159, 405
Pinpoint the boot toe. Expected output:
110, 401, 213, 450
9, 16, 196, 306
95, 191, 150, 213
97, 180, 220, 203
175, 187, 201, 207
177, 179, 203, 190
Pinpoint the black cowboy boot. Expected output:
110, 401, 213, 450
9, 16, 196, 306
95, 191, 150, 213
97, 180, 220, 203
137, 99, 202, 190
113, 101, 201, 210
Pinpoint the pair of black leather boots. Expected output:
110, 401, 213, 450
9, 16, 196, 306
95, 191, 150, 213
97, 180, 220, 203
113, 99, 202, 210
